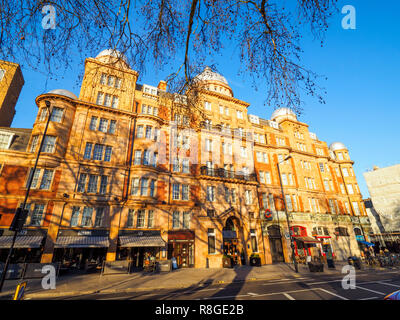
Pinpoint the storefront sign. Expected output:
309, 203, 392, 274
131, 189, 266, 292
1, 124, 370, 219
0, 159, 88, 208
58, 229, 109, 237
263, 209, 273, 221
77, 230, 92, 236
168, 230, 195, 241
119, 230, 161, 237
0, 228, 47, 237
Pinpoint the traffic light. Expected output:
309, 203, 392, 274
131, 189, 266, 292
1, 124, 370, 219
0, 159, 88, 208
9, 208, 29, 232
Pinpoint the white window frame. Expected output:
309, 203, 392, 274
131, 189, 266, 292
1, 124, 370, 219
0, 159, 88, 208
0, 69, 5, 81
0, 131, 14, 150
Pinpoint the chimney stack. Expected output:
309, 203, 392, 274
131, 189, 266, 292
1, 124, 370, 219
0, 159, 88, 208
157, 80, 167, 91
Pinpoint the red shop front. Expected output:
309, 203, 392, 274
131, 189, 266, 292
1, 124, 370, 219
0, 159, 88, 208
168, 231, 195, 268
290, 226, 321, 257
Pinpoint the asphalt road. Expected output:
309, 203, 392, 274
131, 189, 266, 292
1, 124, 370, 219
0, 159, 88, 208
35, 269, 400, 301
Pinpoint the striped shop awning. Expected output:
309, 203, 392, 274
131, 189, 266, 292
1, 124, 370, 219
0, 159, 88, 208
119, 235, 166, 247
54, 236, 109, 248
0, 236, 44, 248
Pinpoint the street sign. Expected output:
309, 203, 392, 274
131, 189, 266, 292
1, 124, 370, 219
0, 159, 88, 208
264, 209, 273, 221
13, 281, 27, 300
284, 232, 290, 239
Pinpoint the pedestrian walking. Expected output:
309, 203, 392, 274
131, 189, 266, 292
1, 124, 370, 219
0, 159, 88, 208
369, 246, 375, 257
364, 247, 372, 265
326, 247, 335, 269
384, 248, 390, 257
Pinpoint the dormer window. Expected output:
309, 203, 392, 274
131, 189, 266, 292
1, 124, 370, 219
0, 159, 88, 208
249, 115, 259, 124
143, 84, 158, 95
0, 132, 14, 150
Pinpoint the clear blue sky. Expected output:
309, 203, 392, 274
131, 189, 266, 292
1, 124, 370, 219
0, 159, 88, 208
9, 0, 400, 198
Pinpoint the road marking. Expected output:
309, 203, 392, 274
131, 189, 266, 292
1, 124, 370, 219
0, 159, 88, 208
201, 294, 250, 300
359, 296, 379, 300
376, 281, 400, 288
317, 288, 349, 300
196, 288, 224, 292
305, 280, 342, 285
282, 293, 295, 300
200, 288, 317, 300
248, 292, 258, 296
355, 286, 386, 295
262, 278, 312, 285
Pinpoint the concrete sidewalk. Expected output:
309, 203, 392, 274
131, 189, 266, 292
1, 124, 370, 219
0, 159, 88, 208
0, 261, 397, 299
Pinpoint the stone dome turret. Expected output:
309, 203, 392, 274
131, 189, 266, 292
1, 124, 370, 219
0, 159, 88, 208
194, 66, 228, 85
271, 107, 297, 122
329, 142, 347, 151
47, 89, 78, 100
96, 49, 129, 66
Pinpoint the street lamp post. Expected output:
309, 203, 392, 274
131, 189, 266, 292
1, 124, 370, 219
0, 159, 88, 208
277, 155, 298, 273
0, 101, 53, 292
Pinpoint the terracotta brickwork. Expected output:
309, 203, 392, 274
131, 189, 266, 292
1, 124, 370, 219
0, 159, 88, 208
0, 51, 371, 267
0, 60, 24, 127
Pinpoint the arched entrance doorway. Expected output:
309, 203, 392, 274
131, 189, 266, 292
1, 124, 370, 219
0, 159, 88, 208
222, 217, 243, 265
267, 225, 285, 263
354, 227, 366, 253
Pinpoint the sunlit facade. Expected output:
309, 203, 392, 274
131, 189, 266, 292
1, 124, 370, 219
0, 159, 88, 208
0, 51, 371, 269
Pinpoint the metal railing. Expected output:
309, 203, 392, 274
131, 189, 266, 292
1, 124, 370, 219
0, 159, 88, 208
200, 166, 257, 181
